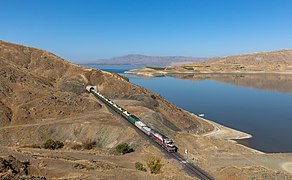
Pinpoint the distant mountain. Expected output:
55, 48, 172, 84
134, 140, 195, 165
85, 54, 206, 66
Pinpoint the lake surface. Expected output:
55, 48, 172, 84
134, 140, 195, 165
89, 65, 292, 153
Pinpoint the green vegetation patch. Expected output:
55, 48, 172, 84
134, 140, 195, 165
147, 156, 163, 174
115, 143, 134, 154
146, 67, 166, 71
43, 139, 64, 150
135, 162, 147, 172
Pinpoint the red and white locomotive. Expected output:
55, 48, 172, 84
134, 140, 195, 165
150, 130, 177, 152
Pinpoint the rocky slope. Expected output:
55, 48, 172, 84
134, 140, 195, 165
0, 40, 211, 179
0, 40, 210, 140
1, 41, 291, 179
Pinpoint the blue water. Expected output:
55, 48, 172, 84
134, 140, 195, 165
89, 65, 292, 153
86, 65, 143, 74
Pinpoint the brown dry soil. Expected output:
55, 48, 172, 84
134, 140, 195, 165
129, 49, 292, 76
172, 49, 292, 73
0, 40, 292, 179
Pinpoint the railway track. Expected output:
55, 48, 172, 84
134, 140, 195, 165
171, 152, 214, 180
108, 104, 214, 179
87, 86, 214, 179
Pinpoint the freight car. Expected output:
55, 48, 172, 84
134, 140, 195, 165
86, 86, 178, 152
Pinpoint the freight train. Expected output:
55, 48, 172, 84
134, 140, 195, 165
86, 86, 178, 152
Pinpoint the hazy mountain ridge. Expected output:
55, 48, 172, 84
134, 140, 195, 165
86, 54, 206, 66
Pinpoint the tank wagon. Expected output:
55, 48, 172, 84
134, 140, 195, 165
86, 86, 178, 152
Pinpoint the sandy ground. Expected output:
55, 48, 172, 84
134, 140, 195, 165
282, 162, 292, 173
0, 145, 193, 179
199, 117, 252, 140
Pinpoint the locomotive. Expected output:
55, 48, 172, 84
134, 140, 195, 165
86, 86, 178, 152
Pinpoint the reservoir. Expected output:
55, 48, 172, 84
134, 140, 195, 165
90, 65, 292, 153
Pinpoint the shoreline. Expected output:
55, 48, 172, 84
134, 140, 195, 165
185, 111, 267, 154
124, 69, 292, 156
126, 70, 292, 78
126, 70, 289, 155
200, 117, 252, 140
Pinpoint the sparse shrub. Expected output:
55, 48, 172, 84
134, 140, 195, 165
71, 144, 82, 150
147, 156, 163, 174
115, 143, 134, 154
82, 139, 95, 150
43, 139, 64, 150
43, 139, 55, 149
135, 162, 147, 172
146, 67, 165, 71
55, 140, 64, 149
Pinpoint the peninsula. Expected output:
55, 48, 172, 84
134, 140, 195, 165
127, 49, 292, 77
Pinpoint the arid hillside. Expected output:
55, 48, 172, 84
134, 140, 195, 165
0, 40, 210, 140
128, 49, 292, 76
1, 41, 291, 179
0, 40, 211, 179
171, 49, 292, 73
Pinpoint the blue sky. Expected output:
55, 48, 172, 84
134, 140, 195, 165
1, 0, 292, 63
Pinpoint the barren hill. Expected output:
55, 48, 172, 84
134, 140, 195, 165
0, 40, 209, 133
0, 40, 211, 179
1, 41, 291, 179
128, 49, 292, 76
167, 50, 292, 73
169, 49, 292, 73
